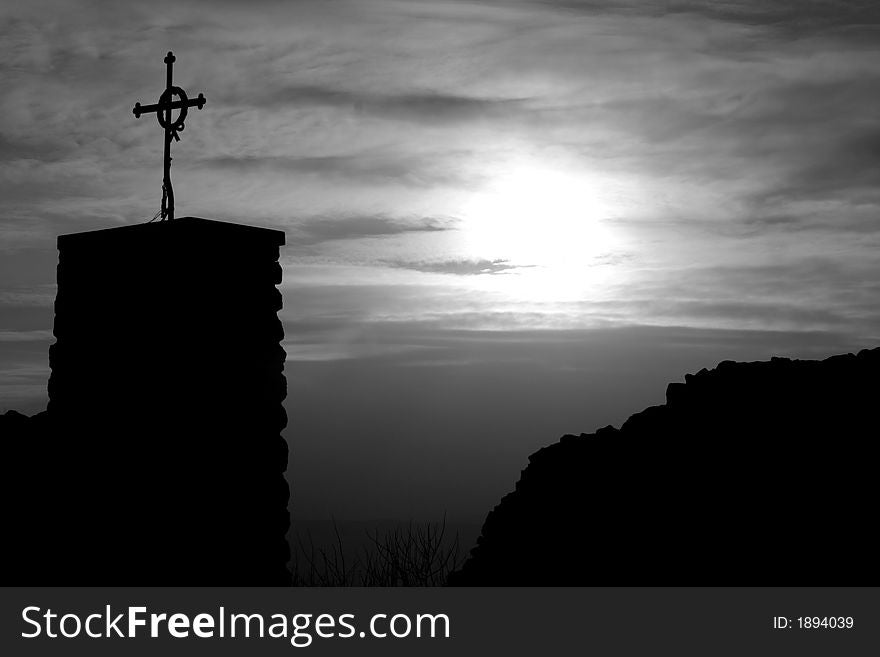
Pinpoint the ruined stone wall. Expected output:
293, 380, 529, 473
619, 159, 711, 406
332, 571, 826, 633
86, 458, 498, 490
451, 349, 880, 585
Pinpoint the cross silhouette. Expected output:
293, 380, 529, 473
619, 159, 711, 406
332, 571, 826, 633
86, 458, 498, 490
133, 51, 206, 221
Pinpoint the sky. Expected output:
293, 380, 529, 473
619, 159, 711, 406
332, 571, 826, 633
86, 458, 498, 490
2, 0, 880, 530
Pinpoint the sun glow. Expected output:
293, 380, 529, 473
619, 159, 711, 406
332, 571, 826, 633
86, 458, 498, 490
460, 164, 623, 300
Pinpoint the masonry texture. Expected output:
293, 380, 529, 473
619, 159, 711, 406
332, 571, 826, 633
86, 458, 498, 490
18, 217, 289, 584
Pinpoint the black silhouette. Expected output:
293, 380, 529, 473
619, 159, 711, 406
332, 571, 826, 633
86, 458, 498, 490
449, 349, 880, 585
5, 217, 289, 585
132, 51, 206, 221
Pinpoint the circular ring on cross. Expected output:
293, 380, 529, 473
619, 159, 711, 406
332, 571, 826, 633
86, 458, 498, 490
155, 86, 189, 133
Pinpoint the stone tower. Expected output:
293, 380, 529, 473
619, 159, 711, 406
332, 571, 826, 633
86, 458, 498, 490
45, 217, 289, 584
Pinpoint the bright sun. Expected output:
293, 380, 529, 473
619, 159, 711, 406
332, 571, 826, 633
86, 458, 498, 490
463, 166, 617, 265
460, 164, 622, 300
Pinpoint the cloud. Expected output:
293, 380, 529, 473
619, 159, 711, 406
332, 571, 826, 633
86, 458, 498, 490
759, 127, 880, 204
259, 84, 526, 125
0, 134, 72, 162
667, 0, 880, 38
292, 215, 451, 245
740, 205, 880, 234
608, 256, 880, 337
537, 0, 880, 37
385, 258, 528, 275
0, 329, 53, 342
282, 315, 867, 368
200, 151, 476, 188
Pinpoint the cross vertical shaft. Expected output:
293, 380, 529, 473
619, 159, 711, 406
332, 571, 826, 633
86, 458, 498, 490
163, 52, 176, 221
132, 51, 206, 221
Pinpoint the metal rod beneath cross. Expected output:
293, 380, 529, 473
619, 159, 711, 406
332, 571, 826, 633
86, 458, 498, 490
132, 51, 206, 221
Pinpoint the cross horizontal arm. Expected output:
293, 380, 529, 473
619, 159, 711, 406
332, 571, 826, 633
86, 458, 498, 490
133, 94, 207, 118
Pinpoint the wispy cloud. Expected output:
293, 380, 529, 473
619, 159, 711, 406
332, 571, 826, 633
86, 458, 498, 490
258, 84, 526, 125
385, 258, 528, 275
200, 151, 476, 188
292, 215, 451, 245
0, 329, 53, 342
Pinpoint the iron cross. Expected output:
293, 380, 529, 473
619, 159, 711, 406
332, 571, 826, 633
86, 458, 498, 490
132, 52, 206, 221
